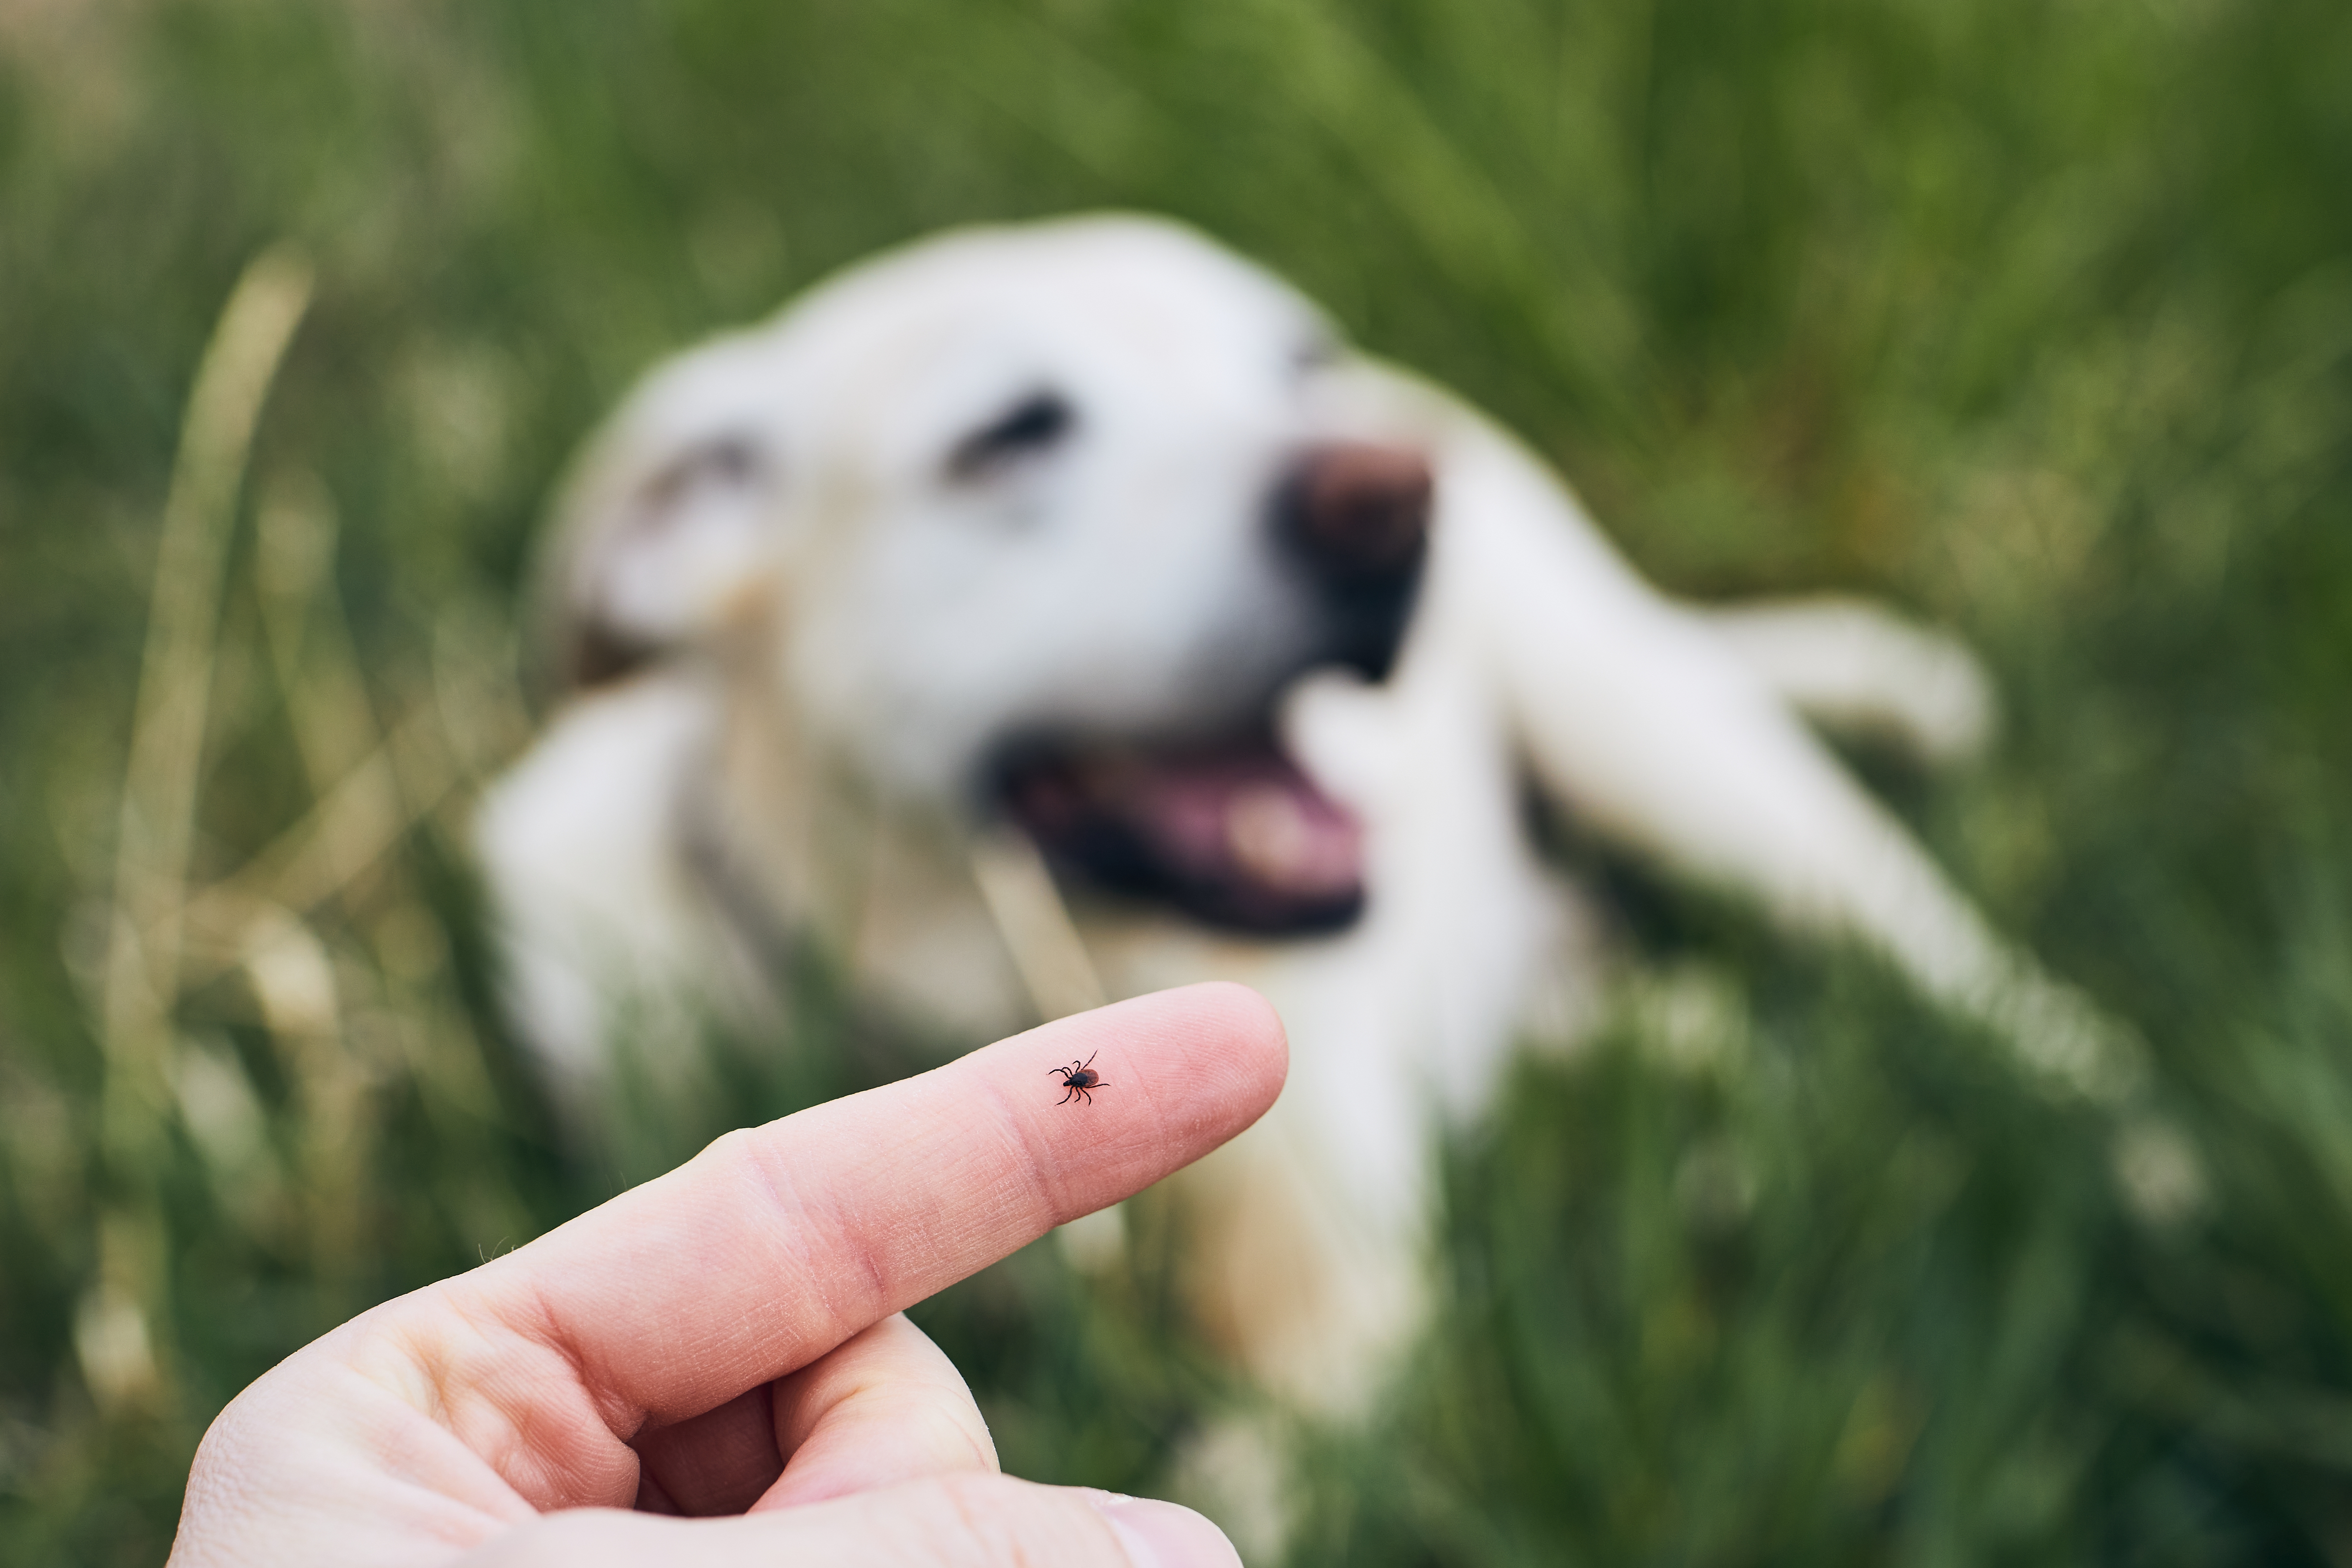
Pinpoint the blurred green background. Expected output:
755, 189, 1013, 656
5, 0, 2352, 1561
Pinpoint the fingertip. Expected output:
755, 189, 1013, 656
1184, 980, 1289, 1118
1022, 982, 1286, 1128
999, 983, 1286, 1212
1127, 980, 1288, 1115
1183, 980, 1288, 1061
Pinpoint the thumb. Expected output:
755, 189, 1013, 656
456, 1475, 1242, 1568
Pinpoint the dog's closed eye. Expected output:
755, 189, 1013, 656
642, 434, 766, 513
946, 389, 1076, 481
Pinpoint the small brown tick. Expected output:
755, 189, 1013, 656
1050, 1052, 1106, 1106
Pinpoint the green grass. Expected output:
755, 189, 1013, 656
5, 0, 2352, 1561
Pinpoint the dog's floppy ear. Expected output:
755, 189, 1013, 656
538, 332, 785, 691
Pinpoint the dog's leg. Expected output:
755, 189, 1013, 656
1432, 422, 2141, 1101
473, 670, 771, 1148
1699, 596, 1995, 768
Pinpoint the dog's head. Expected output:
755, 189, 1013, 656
545, 215, 1434, 933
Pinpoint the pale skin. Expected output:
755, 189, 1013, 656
168, 983, 1286, 1568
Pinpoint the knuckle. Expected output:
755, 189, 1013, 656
698, 1124, 763, 1167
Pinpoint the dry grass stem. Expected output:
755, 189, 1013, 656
98, 246, 313, 1141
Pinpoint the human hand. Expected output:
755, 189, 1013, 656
167, 983, 1286, 1566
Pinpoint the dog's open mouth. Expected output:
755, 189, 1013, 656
993, 730, 1364, 934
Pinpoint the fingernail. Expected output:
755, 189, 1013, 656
1089, 1491, 1244, 1568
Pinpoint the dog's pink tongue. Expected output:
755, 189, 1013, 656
999, 738, 1366, 931
1135, 755, 1362, 899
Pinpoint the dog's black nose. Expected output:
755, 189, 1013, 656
1277, 443, 1433, 583
1274, 443, 1432, 682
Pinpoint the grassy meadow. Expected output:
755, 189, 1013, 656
4, 0, 2352, 1561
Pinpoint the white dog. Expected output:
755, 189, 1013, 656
476, 214, 2134, 1419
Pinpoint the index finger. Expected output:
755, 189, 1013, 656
447, 982, 1283, 1428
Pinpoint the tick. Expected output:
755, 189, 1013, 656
1051, 1052, 1107, 1106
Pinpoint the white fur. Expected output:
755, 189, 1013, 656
475, 214, 2132, 1415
